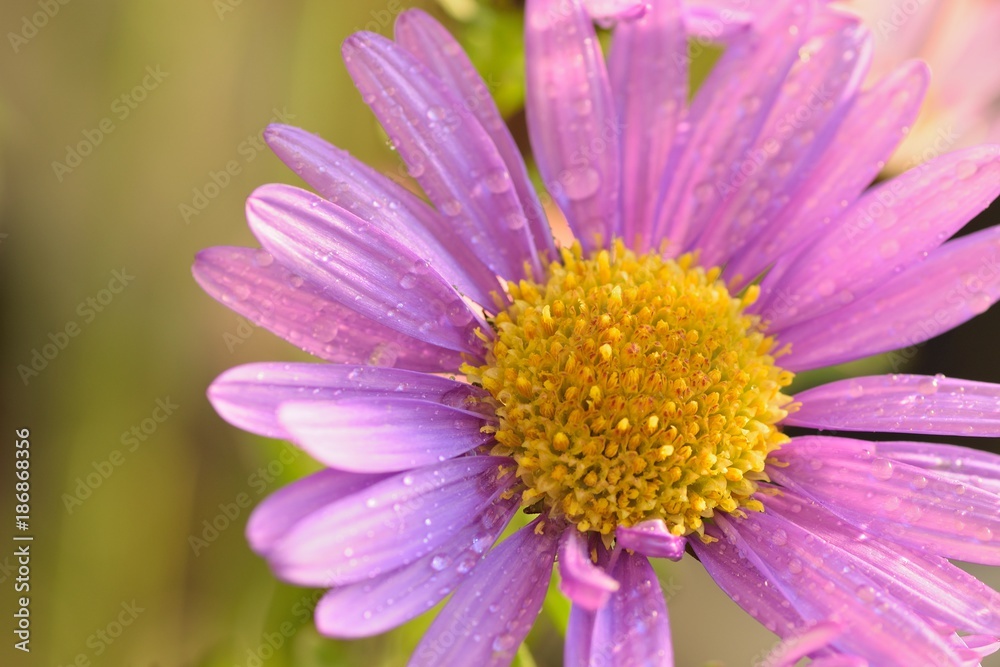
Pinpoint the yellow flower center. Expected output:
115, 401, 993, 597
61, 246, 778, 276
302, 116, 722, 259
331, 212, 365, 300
465, 241, 794, 537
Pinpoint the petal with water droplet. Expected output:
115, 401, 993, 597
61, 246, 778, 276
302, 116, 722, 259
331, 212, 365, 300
525, 0, 621, 251
193, 246, 466, 372
208, 362, 486, 439
278, 397, 494, 472
776, 224, 1000, 371
787, 373, 1000, 437
314, 492, 519, 637
267, 456, 515, 586
409, 519, 558, 667
393, 10, 555, 262
246, 184, 488, 356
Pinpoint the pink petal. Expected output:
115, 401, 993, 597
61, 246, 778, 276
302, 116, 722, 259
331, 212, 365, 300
876, 440, 1000, 496
246, 469, 390, 556
758, 144, 1000, 330
408, 519, 559, 667
208, 362, 484, 440
765, 622, 850, 667
193, 246, 466, 372
525, 0, 621, 251
693, 523, 805, 638
246, 184, 488, 356
787, 373, 1000, 437
278, 397, 493, 472
393, 10, 555, 262
715, 511, 970, 665
557, 529, 619, 611
694, 12, 872, 268
267, 456, 515, 586
313, 491, 520, 638
607, 0, 687, 251
584, 550, 673, 666
654, 0, 812, 252
730, 60, 929, 287
770, 436, 1000, 565
343, 31, 542, 281
263, 123, 503, 307
763, 487, 1000, 637
615, 519, 687, 560
776, 224, 1000, 371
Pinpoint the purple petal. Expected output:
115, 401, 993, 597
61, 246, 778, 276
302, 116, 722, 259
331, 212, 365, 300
653, 0, 811, 252
557, 529, 619, 611
693, 523, 805, 638
408, 519, 559, 667
763, 488, 1000, 637
715, 511, 971, 665
266, 456, 515, 586
564, 604, 596, 667
770, 436, 1000, 565
263, 123, 503, 307
775, 224, 1000, 371
313, 491, 520, 638
729, 60, 928, 286
615, 520, 687, 560
786, 374, 1000, 437
876, 441, 1000, 496
278, 397, 493, 472
208, 362, 485, 440
681, 5, 752, 40
757, 144, 1000, 330
525, 0, 620, 251
607, 0, 687, 251
583, 0, 646, 23
246, 184, 488, 355
193, 246, 466, 372
246, 469, 389, 556
342, 32, 542, 281
694, 12, 872, 269
765, 622, 849, 667
585, 551, 673, 667
393, 10, 555, 262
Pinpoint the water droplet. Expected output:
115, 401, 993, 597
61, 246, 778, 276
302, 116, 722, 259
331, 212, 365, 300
430, 555, 450, 571
917, 377, 939, 395
871, 458, 894, 481
402, 475, 414, 486
787, 559, 802, 574
770, 529, 787, 546
427, 106, 447, 121
956, 161, 979, 179
492, 634, 516, 653
560, 167, 601, 201
503, 212, 527, 230
483, 169, 511, 194
446, 301, 473, 326
254, 250, 274, 267
399, 273, 419, 289
816, 279, 836, 297
879, 239, 900, 259
441, 199, 463, 216
408, 162, 426, 178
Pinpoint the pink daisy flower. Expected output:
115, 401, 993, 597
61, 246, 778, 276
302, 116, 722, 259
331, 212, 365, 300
194, 1, 1000, 665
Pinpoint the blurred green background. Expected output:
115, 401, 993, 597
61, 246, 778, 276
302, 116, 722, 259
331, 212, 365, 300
1, 1, 998, 666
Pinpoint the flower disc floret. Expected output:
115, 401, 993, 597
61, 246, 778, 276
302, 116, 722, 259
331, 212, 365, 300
466, 241, 795, 536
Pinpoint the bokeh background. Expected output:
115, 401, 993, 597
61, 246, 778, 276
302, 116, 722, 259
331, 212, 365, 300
1, 0, 998, 665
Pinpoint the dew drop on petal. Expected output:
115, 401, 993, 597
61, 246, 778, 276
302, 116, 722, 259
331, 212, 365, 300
871, 458, 894, 481
560, 167, 601, 201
